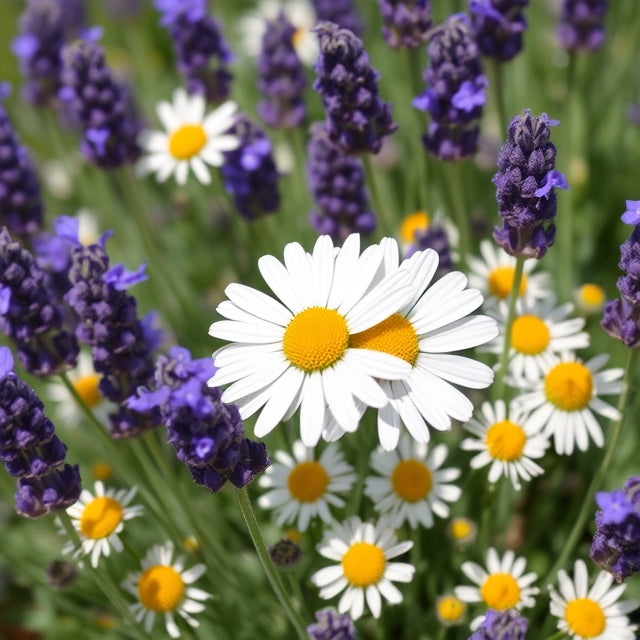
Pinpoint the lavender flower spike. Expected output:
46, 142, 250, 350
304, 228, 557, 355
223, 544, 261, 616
311, 0, 363, 36
307, 608, 356, 640
377, 0, 433, 50
468, 609, 528, 639
558, 0, 609, 53
621, 199, 640, 226
470, 0, 529, 62
313, 22, 398, 155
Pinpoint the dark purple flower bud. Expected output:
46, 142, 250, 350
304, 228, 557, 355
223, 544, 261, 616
468, 609, 528, 639
258, 11, 307, 129
311, 0, 363, 36
313, 22, 398, 155
407, 225, 455, 279
307, 608, 356, 640
269, 538, 302, 569
470, 0, 529, 62
412, 13, 488, 161
307, 123, 375, 242
492, 109, 568, 258
377, 0, 432, 49
557, 0, 609, 53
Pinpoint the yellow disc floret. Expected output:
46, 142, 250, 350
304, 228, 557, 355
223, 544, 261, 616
486, 420, 527, 461
91, 461, 112, 481
391, 459, 433, 502
450, 517, 476, 543
168, 124, 207, 160
80, 496, 123, 539
565, 598, 605, 638
74, 374, 103, 408
510, 315, 551, 355
480, 573, 521, 610
350, 314, 419, 366
137, 565, 185, 612
544, 362, 593, 411
436, 595, 466, 623
342, 542, 386, 587
288, 461, 330, 503
400, 211, 430, 244
488, 267, 528, 299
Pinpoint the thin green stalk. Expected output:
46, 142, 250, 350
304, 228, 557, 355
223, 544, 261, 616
236, 487, 308, 639
490, 59, 508, 135
363, 154, 394, 237
477, 479, 500, 552
543, 633, 565, 640
440, 162, 471, 271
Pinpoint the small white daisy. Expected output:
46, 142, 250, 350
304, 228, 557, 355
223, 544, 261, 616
311, 516, 415, 620
122, 541, 210, 639
435, 594, 467, 627
63, 481, 143, 568
258, 440, 356, 532
574, 283, 607, 317
208, 233, 415, 447
447, 517, 478, 546
549, 559, 640, 640
513, 352, 624, 455
461, 400, 549, 490
454, 547, 540, 629
137, 88, 240, 185
364, 435, 461, 529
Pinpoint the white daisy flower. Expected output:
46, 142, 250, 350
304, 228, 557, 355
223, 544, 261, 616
435, 594, 467, 627
122, 541, 210, 639
62, 481, 143, 568
310, 516, 415, 620
258, 440, 356, 532
513, 352, 624, 456
208, 233, 415, 447
574, 283, 606, 317
454, 547, 540, 629
447, 517, 478, 546
364, 435, 461, 529
549, 559, 640, 640
461, 400, 549, 490
136, 88, 240, 185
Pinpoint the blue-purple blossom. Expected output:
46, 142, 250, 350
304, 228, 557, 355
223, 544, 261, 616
557, 0, 609, 53
468, 609, 528, 639
470, 0, 529, 62
406, 224, 455, 279
621, 200, 640, 226
311, 0, 363, 36
307, 608, 356, 640
377, 0, 432, 49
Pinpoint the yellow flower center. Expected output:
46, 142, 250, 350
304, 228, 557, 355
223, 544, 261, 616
284, 529, 302, 544
74, 374, 103, 409
79, 496, 123, 539
341, 542, 386, 587
168, 124, 207, 160
544, 362, 593, 411
91, 461, 112, 481
292, 28, 305, 50
282, 307, 349, 372
287, 461, 329, 503
400, 211, 430, 244
487, 267, 528, 299
349, 314, 419, 366
137, 565, 185, 613
565, 598, 606, 638
486, 420, 527, 461
450, 517, 475, 541
391, 459, 432, 502
437, 595, 466, 622
480, 573, 521, 610
578, 283, 605, 308
510, 315, 551, 355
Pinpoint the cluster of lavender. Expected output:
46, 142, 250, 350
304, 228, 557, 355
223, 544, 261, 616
307, 123, 375, 241
128, 346, 269, 493
492, 109, 568, 258
468, 609, 528, 639
306, 608, 356, 640
590, 476, 640, 582
413, 14, 488, 161
469, 0, 529, 61
155, 0, 233, 104
0, 347, 81, 518
407, 224, 455, 279
310, 0, 363, 36
313, 21, 397, 155
557, 0, 609, 52
377, 0, 432, 49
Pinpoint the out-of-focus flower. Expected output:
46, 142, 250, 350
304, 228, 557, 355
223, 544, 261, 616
468, 608, 528, 639
557, 0, 609, 53
307, 608, 356, 640
377, 0, 432, 49
470, 0, 529, 62
448, 517, 478, 546
311, 0, 362, 35
574, 283, 606, 316
436, 594, 467, 626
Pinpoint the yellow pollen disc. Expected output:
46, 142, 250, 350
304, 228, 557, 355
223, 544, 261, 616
283, 307, 348, 372
578, 284, 605, 307
137, 565, 185, 613
437, 595, 466, 622
565, 598, 605, 638
284, 529, 302, 544
287, 461, 329, 503
74, 374, 103, 408
79, 496, 123, 539
292, 28, 305, 50
350, 314, 419, 366
450, 518, 474, 541
91, 461, 112, 481
400, 211, 430, 243
391, 459, 432, 502
183, 535, 200, 553
487, 267, 528, 299
544, 362, 593, 411
341, 542, 386, 587
510, 315, 551, 355
486, 420, 527, 461
480, 573, 521, 610
168, 124, 207, 160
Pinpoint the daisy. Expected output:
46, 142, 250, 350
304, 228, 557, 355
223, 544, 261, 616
574, 283, 606, 316
208, 233, 415, 447
447, 517, 478, 546
310, 516, 415, 620
364, 435, 461, 529
63, 481, 143, 568
549, 559, 640, 640
513, 352, 624, 455
258, 440, 356, 532
435, 594, 467, 627
455, 547, 540, 629
136, 88, 240, 185
122, 541, 210, 638
461, 400, 549, 490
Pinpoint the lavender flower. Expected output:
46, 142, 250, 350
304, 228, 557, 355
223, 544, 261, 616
128, 346, 269, 492
557, 0, 609, 53
258, 11, 307, 129
492, 109, 568, 258
313, 22, 398, 155
0, 346, 81, 518
307, 608, 356, 640
155, 0, 233, 104
590, 477, 640, 582
307, 123, 375, 241
406, 224, 455, 278
468, 609, 528, 639
59, 39, 142, 169
311, 0, 363, 36
412, 13, 488, 161
377, 0, 433, 49
470, 0, 529, 62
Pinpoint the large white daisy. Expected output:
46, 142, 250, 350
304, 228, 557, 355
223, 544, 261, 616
258, 440, 355, 532
513, 352, 624, 456
136, 88, 240, 185
549, 559, 640, 640
364, 435, 461, 529
310, 516, 415, 620
208, 234, 414, 447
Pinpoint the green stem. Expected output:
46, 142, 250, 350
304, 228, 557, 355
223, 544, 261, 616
478, 478, 500, 552
236, 487, 308, 639
490, 59, 508, 136
543, 632, 566, 640
363, 154, 394, 237
441, 162, 470, 271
